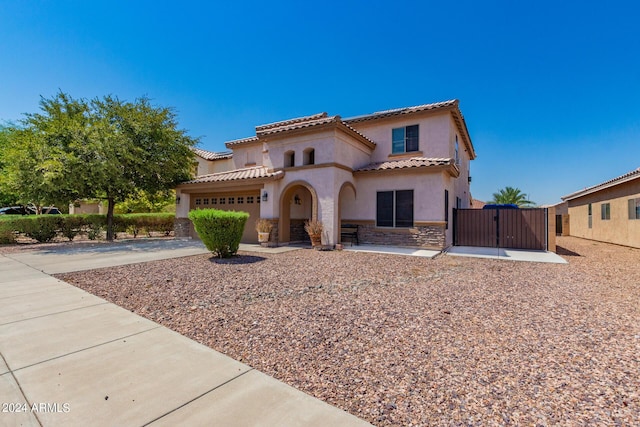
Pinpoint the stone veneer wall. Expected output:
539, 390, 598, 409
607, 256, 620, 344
267, 219, 279, 244
174, 217, 191, 239
290, 219, 307, 242
358, 223, 446, 249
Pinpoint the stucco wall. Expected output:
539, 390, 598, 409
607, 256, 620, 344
231, 144, 262, 169
196, 157, 234, 176
349, 113, 452, 163
345, 171, 447, 222
567, 179, 640, 248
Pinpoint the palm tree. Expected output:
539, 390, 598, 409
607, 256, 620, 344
490, 187, 535, 207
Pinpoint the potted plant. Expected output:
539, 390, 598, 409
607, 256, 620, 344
304, 219, 323, 247
255, 218, 273, 243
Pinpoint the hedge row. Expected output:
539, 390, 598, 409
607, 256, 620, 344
0, 213, 175, 244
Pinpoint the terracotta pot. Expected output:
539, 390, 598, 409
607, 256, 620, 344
309, 233, 322, 247
258, 232, 270, 243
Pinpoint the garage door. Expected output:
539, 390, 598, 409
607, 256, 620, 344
190, 192, 261, 243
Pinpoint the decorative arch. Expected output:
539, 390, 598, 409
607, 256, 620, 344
338, 181, 357, 243
279, 180, 319, 243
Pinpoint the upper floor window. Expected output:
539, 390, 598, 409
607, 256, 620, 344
601, 203, 610, 220
285, 150, 295, 167
303, 148, 315, 165
455, 135, 460, 165
392, 125, 419, 154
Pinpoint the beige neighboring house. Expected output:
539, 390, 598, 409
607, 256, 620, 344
561, 167, 640, 248
175, 100, 476, 248
69, 200, 105, 215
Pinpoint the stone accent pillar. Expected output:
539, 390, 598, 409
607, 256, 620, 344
174, 218, 192, 239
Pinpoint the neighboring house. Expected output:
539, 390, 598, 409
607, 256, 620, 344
471, 198, 486, 209
175, 100, 476, 248
561, 167, 640, 248
69, 200, 105, 215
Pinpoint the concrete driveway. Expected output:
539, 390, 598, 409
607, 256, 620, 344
0, 239, 371, 426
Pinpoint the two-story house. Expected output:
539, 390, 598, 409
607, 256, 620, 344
175, 100, 476, 248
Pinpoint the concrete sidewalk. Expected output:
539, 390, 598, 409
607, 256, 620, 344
445, 246, 567, 264
0, 241, 370, 426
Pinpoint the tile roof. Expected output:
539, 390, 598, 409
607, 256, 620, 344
343, 100, 459, 123
256, 115, 339, 136
562, 167, 640, 201
355, 157, 456, 172
183, 166, 284, 184
225, 136, 259, 147
192, 147, 233, 160
255, 112, 328, 132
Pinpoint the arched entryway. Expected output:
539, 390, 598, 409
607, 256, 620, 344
279, 181, 318, 244
338, 181, 357, 243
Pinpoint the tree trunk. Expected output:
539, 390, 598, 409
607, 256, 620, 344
106, 197, 115, 241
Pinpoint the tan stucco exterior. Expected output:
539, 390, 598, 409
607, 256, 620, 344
177, 101, 476, 248
562, 170, 640, 248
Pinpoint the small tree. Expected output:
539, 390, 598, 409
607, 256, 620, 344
490, 187, 535, 207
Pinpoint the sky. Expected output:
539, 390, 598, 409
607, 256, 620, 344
1, 0, 639, 205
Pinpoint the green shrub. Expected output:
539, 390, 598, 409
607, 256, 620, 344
59, 215, 85, 241
82, 215, 107, 240
188, 209, 248, 258
0, 221, 16, 244
14, 216, 61, 243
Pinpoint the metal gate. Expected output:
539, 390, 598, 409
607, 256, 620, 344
453, 208, 548, 250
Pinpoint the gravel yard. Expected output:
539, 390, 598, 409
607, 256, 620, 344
55, 236, 639, 426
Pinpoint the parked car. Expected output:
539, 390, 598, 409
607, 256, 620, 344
0, 206, 62, 215
0, 206, 30, 215
26, 206, 62, 215
482, 204, 519, 210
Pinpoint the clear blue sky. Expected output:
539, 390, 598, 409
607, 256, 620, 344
1, 1, 639, 205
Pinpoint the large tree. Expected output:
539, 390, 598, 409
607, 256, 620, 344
490, 186, 535, 207
0, 125, 21, 206
3, 92, 197, 239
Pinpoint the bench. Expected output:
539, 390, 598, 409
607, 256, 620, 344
340, 224, 359, 246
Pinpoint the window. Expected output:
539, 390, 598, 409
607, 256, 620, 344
211, 197, 217, 205
195, 198, 201, 206
247, 196, 254, 204
228, 197, 235, 204
444, 190, 449, 230
376, 190, 414, 227
220, 198, 226, 205
456, 197, 462, 209
392, 125, 419, 154
588, 203, 592, 228
629, 198, 640, 219
203, 198, 209, 205
237, 196, 244, 204
285, 150, 295, 167
601, 203, 610, 220
303, 148, 315, 165
455, 135, 460, 165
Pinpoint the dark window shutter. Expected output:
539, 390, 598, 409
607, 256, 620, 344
395, 190, 414, 227
377, 191, 394, 227
444, 190, 449, 229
